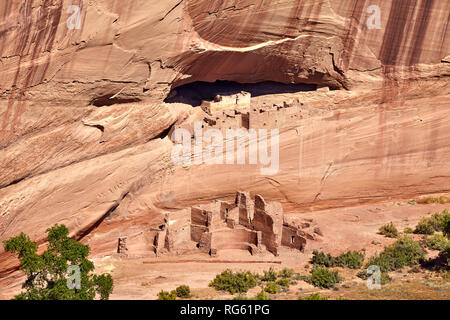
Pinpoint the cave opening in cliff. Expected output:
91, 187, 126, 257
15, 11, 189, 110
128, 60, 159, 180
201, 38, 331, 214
164, 80, 317, 106
90, 95, 142, 107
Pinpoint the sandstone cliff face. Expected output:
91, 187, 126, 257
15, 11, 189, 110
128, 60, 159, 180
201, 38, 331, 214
0, 0, 449, 292
1, 0, 448, 109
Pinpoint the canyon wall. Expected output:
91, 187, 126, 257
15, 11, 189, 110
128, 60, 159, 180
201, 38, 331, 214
0, 0, 449, 287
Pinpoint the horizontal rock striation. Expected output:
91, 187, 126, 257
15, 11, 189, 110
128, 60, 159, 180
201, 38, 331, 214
0, 0, 449, 296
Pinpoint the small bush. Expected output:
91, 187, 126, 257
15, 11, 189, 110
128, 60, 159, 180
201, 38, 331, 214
157, 290, 177, 300
335, 250, 365, 269
426, 233, 450, 251
278, 267, 294, 278
380, 272, 392, 285
261, 267, 277, 282
403, 227, 414, 234
378, 222, 399, 238
414, 210, 450, 235
417, 196, 450, 205
310, 250, 335, 267
253, 291, 270, 300
365, 236, 426, 272
310, 250, 365, 269
233, 293, 248, 300
430, 210, 450, 231
444, 219, 450, 239
309, 266, 342, 289
357, 270, 391, 285
209, 269, 257, 294
264, 282, 278, 294
276, 278, 290, 287
421, 246, 449, 271
414, 219, 435, 235
439, 247, 449, 265
298, 292, 328, 300
175, 285, 191, 298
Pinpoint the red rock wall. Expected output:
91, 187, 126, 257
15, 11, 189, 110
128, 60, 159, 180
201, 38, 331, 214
0, 0, 449, 283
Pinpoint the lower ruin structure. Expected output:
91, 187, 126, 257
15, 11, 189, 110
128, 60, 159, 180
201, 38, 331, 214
189, 192, 308, 256
115, 192, 321, 258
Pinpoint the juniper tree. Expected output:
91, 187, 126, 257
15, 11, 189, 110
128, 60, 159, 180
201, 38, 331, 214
3, 224, 113, 300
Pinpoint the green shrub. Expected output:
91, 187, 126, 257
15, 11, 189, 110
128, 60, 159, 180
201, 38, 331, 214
233, 293, 248, 300
365, 236, 425, 272
335, 250, 365, 269
278, 267, 294, 278
378, 222, 399, 238
380, 272, 392, 284
298, 292, 328, 300
175, 285, 191, 298
417, 196, 450, 204
438, 211, 450, 238
310, 250, 365, 269
253, 291, 270, 300
421, 245, 449, 271
444, 219, 450, 239
414, 210, 450, 235
276, 278, 290, 287
426, 233, 450, 251
157, 290, 177, 300
357, 270, 391, 285
209, 269, 257, 294
3, 224, 113, 300
403, 227, 414, 234
439, 247, 449, 265
264, 282, 278, 294
261, 267, 277, 282
310, 250, 335, 267
414, 219, 435, 235
309, 266, 342, 289
430, 210, 450, 231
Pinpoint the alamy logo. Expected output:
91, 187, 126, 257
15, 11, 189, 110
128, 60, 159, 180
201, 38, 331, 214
366, 5, 382, 30
67, 5, 81, 30
171, 121, 279, 175
66, 265, 81, 290
366, 265, 381, 290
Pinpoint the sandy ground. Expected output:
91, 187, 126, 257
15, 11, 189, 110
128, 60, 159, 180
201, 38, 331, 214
1, 199, 448, 300
91, 199, 449, 300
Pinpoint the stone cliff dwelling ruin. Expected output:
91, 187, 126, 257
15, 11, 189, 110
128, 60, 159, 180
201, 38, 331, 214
164, 80, 317, 106
202, 97, 306, 131
201, 91, 251, 114
167, 81, 324, 145
169, 91, 309, 142
117, 192, 322, 258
